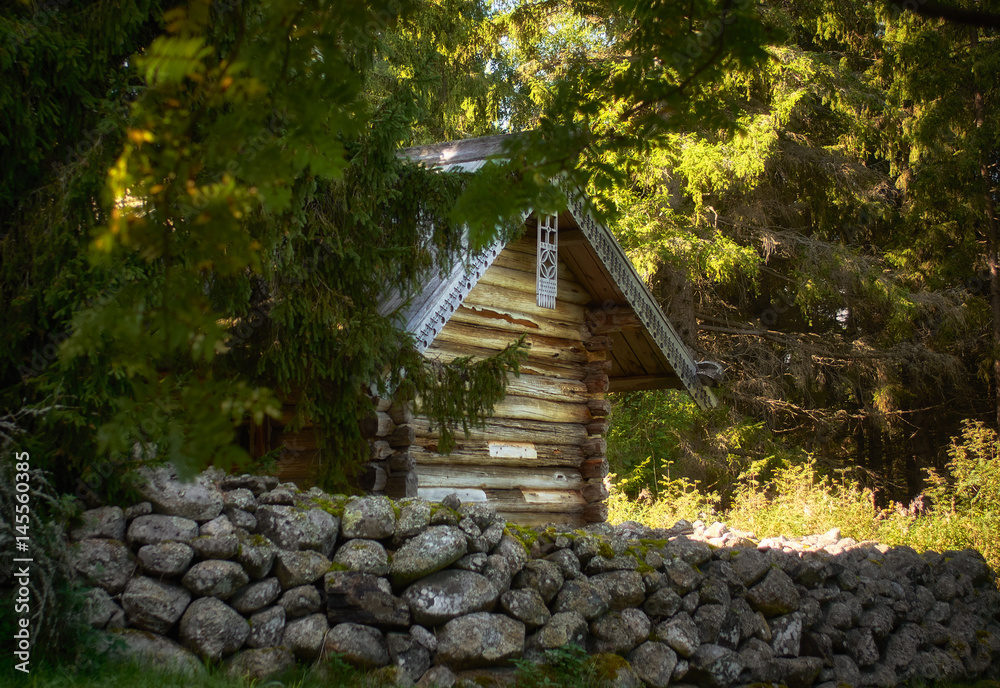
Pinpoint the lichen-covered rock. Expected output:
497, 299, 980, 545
220, 474, 278, 496
694, 603, 727, 644
326, 570, 411, 628
390, 526, 468, 587
182, 560, 249, 599
179, 598, 248, 660
748, 568, 800, 617
545, 548, 582, 579
765, 657, 823, 688
228, 577, 281, 614
396, 499, 432, 540
845, 627, 880, 667
226, 647, 295, 682
403, 569, 499, 626
121, 577, 191, 634
589, 608, 651, 655
417, 665, 456, 688
436, 612, 525, 669
323, 622, 389, 668
771, 612, 804, 657
246, 605, 285, 649
663, 536, 712, 566
136, 466, 224, 522
191, 515, 238, 559
83, 587, 119, 629
225, 507, 257, 532
662, 558, 703, 595
591, 570, 646, 610
71, 538, 134, 594
72, 506, 126, 541
283, 612, 329, 660
388, 631, 432, 681
237, 533, 277, 579
334, 538, 390, 576
137, 542, 194, 577
341, 496, 396, 540
513, 559, 564, 604
731, 549, 773, 587
111, 629, 205, 677
689, 644, 743, 688
278, 584, 322, 619
256, 505, 339, 557
643, 586, 682, 621
656, 612, 700, 658
128, 514, 199, 546
628, 641, 678, 688
534, 611, 587, 650
223, 488, 257, 512
552, 579, 610, 620
273, 549, 330, 589
500, 588, 551, 629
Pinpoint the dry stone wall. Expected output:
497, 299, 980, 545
72, 467, 1000, 687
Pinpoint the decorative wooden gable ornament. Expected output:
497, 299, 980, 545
536, 214, 558, 309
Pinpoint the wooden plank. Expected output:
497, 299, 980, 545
609, 331, 647, 378
410, 416, 588, 445
620, 329, 668, 377
426, 340, 585, 379
410, 443, 583, 467
434, 321, 589, 366
417, 465, 585, 491
479, 264, 592, 306
504, 375, 589, 404
449, 304, 587, 342
484, 488, 587, 512
490, 393, 591, 424
607, 375, 684, 393
464, 280, 587, 327
560, 243, 621, 304
419, 487, 488, 502
493, 250, 577, 283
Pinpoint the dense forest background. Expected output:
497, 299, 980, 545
2, 0, 999, 509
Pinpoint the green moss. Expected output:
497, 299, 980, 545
310, 495, 347, 518
392, 502, 402, 519
506, 524, 540, 552
588, 652, 631, 681
245, 533, 271, 547
638, 538, 668, 548
597, 540, 615, 559
327, 562, 350, 573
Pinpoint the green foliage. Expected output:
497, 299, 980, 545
512, 643, 611, 688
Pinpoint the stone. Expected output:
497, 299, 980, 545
333, 538, 390, 576
910, 648, 965, 681
112, 629, 205, 677
694, 604, 727, 644
747, 568, 800, 617
731, 549, 772, 586
396, 499, 432, 540
590, 653, 642, 688
374, 665, 418, 688
247, 605, 286, 648
644, 587, 682, 620
663, 558, 703, 595
127, 514, 199, 545
223, 487, 257, 512
591, 570, 646, 610
454, 553, 488, 572
546, 548, 582, 579
258, 486, 297, 505
552, 579, 611, 620
179, 597, 249, 660
862, 603, 896, 640
411, 624, 437, 652
513, 559, 564, 604
323, 622, 389, 668
326, 570, 411, 628
766, 657, 823, 688
137, 542, 194, 577
225, 507, 257, 532
482, 553, 516, 594
121, 576, 191, 634
229, 577, 281, 614
493, 532, 531, 570
256, 505, 339, 557
388, 632, 432, 681
191, 534, 239, 560
278, 584, 322, 619
845, 627, 880, 667
220, 473, 278, 496
417, 665, 457, 688
71, 538, 134, 594
664, 536, 712, 566
72, 506, 126, 541
589, 608, 651, 655
500, 588, 551, 628
182, 560, 249, 599
458, 501, 497, 530
699, 577, 731, 607
628, 641, 678, 688
136, 466, 224, 522
770, 612, 804, 657
237, 533, 277, 579
831, 653, 861, 685
656, 612, 700, 658
390, 526, 468, 587
689, 644, 742, 688
341, 496, 396, 539
403, 569, 499, 626
534, 611, 588, 649
83, 587, 119, 629
436, 612, 525, 669
283, 612, 329, 660
884, 622, 924, 670
273, 549, 330, 589
226, 647, 295, 682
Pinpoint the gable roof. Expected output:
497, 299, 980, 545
391, 134, 719, 410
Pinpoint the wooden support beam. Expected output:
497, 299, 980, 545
417, 465, 585, 491
387, 424, 415, 448
386, 471, 418, 499
584, 335, 614, 352
584, 502, 609, 523
607, 375, 685, 393
586, 306, 641, 335
585, 419, 610, 436
581, 437, 607, 457
582, 478, 610, 503
410, 443, 583, 468
388, 402, 412, 425
389, 451, 416, 473
370, 440, 393, 462
411, 417, 588, 446
580, 456, 609, 480
360, 411, 395, 438
584, 372, 609, 394
587, 399, 612, 418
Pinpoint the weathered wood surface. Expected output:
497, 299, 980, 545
386, 471, 418, 499
274, 450, 319, 486
433, 321, 589, 366
417, 465, 585, 491
607, 374, 683, 393
386, 424, 415, 448
360, 411, 395, 438
587, 399, 611, 417
504, 374, 590, 403
464, 281, 587, 329
479, 264, 592, 306
410, 443, 584, 468
484, 487, 587, 512
581, 437, 607, 457
583, 501, 609, 523
449, 305, 587, 343
586, 419, 611, 436
389, 450, 416, 473
584, 335, 614, 352
579, 456, 609, 479
586, 306, 642, 334
426, 340, 586, 379
582, 478, 610, 502
495, 511, 585, 527
411, 416, 589, 445
489, 394, 591, 424
370, 440, 393, 461
388, 403, 412, 425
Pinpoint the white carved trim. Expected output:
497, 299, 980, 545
536, 214, 559, 309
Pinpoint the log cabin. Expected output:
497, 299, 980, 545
271, 134, 721, 526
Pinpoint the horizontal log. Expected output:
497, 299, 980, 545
583, 478, 610, 502
411, 416, 588, 445
582, 437, 607, 457
279, 428, 323, 452
359, 464, 388, 492
386, 424, 415, 448
417, 465, 585, 491
493, 242, 575, 278
418, 487, 488, 503
370, 440, 393, 462
360, 411, 395, 438
389, 451, 416, 473
579, 457, 609, 480
584, 335, 614, 352
464, 280, 587, 328
410, 443, 583, 468
434, 321, 589, 366
483, 487, 587, 512
584, 502, 609, 523
426, 340, 586, 380
607, 375, 684, 393
586, 306, 642, 334
450, 305, 588, 343
386, 471, 418, 499
480, 264, 592, 306
489, 394, 591, 424
586, 419, 611, 436
504, 374, 590, 404
587, 399, 612, 417
375, 397, 393, 412
584, 373, 609, 394
275, 449, 319, 487
388, 402, 412, 425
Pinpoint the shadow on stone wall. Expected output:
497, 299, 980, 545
69, 466, 1000, 687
